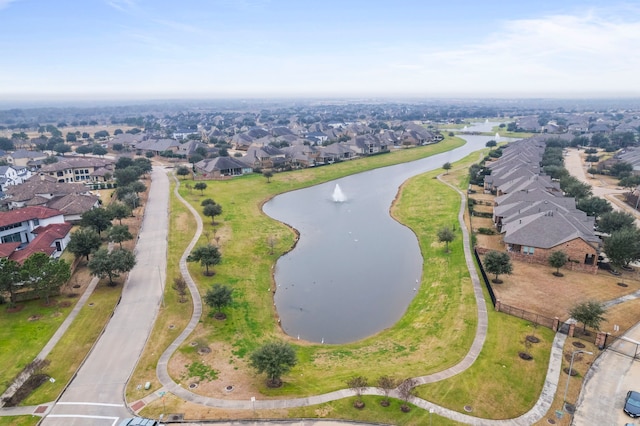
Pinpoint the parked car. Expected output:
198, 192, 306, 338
624, 390, 640, 418
118, 417, 162, 426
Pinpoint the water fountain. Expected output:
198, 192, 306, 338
332, 184, 346, 202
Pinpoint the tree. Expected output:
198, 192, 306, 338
75, 144, 93, 155
186, 244, 221, 276
0, 258, 21, 307
133, 157, 153, 174
204, 283, 233, 319
80, 207, 113, 236
483, 250, 513, 284
67, 228, 102, 261
249, 341, 297, 388
177, 166, 191, 179
347, 376, 368, 408
604, 227, 640, 270
92, 145, 108, 156
108, 202, 132, 225
569, 300, 607, 334
263, 170, 273, 183
437, 226, 455, 253
548, 250, 568, 276
576, 196, 612, 217
129, 180, 147, 195
107, 225, 133, 248
201, 198, 216, 207
377, 375, 398, 407
597, 211, 635, 234
397, 377, 417, 412
173, 276, 188, 303
88, 248, 136, 286
115, 157, 135, 169
53, 142, 71, 156
442, 162, 452, 174
194, 182, 207, 195
114, 167, 140, 187
485, 140, 497, 147
203, 203, 223, 225
21, 253, 71, 305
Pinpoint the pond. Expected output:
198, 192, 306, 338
263, 122, 514, 343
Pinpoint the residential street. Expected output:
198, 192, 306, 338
40, 166, 170, 425
564, 148, 640, 227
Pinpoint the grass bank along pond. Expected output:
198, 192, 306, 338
264, 122, 516, 344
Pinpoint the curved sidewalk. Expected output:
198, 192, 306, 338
140, 173, 567, 424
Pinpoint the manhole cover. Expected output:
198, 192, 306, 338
188, 383, 198, 389
168, 324, 175, 329
225, 385, 234, 392
463, 405, 472, 412
547, 418, 556, 424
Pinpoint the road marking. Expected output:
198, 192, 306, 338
47, 414, 119, 420
56, 402, 124, 407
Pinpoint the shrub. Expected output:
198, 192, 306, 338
477, 227, 496, 235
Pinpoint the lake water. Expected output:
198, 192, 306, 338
263, 122, 514, 343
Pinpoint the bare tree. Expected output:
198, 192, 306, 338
173, 276, 188, 303
397, 378, 417, 412
377, 375, 398, 407
347, 375, 368, 409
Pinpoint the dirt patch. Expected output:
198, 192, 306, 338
28, 315, 42, 321
6, 305, 25, 313
168, 342, 257, 400
1, 374, 49, 407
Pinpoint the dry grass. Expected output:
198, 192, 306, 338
491, 261, 640, 326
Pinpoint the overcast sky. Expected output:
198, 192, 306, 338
1, 0, 639, 101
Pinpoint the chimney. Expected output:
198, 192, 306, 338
40, 173, 44, 181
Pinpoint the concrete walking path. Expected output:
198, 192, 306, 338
136, 173, 567, 424
0, 168, 570, 425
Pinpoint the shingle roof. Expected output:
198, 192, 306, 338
503, 210, 599, 248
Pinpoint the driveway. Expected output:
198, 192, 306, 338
573, 322, 640, 425
41, 166, 170, 425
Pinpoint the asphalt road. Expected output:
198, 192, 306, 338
41, 166, 170, 426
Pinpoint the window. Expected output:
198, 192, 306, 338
522, 246, 535, 255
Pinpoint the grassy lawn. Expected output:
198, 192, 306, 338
0, 183, 147, 404
20, 280, 122, 405
0, 416, 39, 426
135, 141, 556, 423
415, 310, 554, 419
0, 300, 71, 393
163, 138, 478, 396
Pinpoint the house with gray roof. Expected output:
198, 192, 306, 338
502, 210, 600, 266
6, 149, 48, 168
194, 157, 252, 179
134, 138, 181, 154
